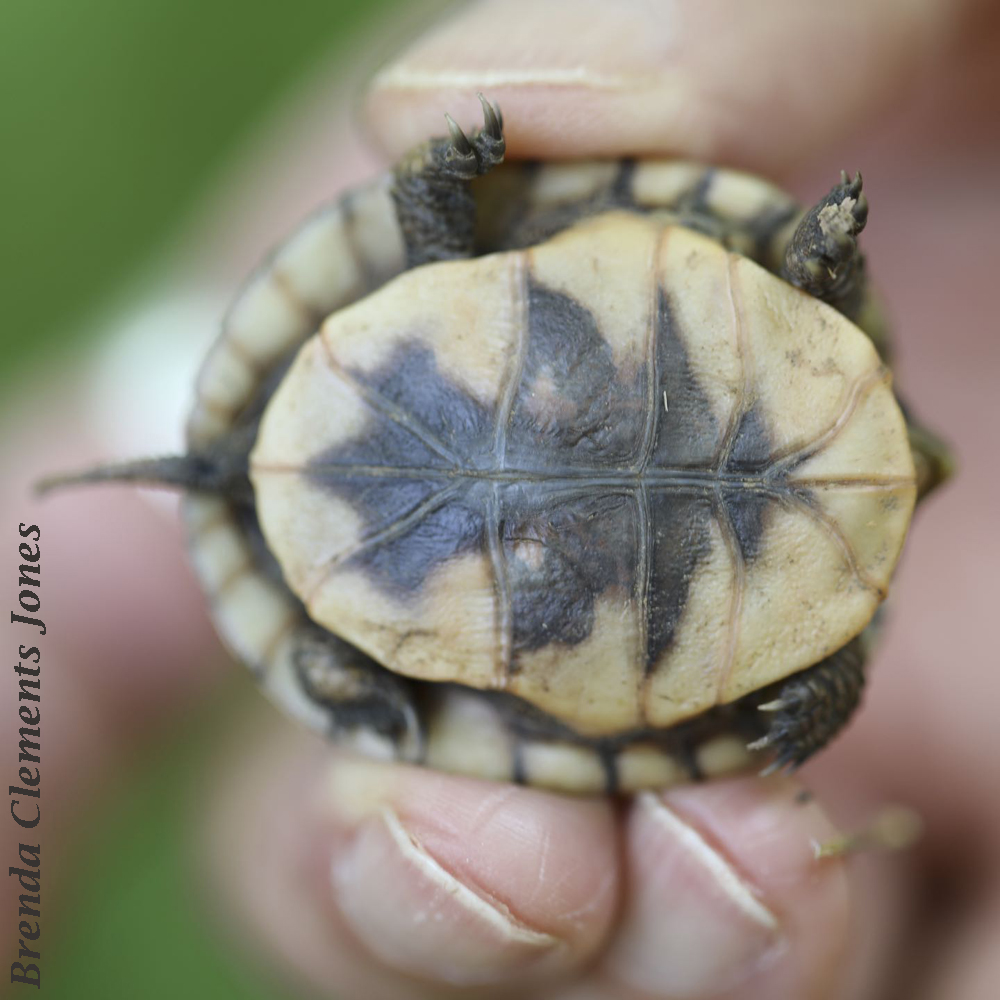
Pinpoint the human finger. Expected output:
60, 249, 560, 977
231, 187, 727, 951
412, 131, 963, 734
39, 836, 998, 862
587, 778, 852, 1000
365, 0, 971, 172
208, 717, 620, 997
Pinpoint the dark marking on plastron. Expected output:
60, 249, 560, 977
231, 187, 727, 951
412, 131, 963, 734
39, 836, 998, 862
644, 493, 714, 669
506, 280, 645, 469
312, 412, 455, 473
350, 342, 495, 467
725, 402, 773, 473
651, 288, 721, 467
307, 341, 493, 598
504, 490, 638, 656
348, 479, 486, 600
296, 279, 783, 669
350, 484, 486, 598
722, 489, 772, 565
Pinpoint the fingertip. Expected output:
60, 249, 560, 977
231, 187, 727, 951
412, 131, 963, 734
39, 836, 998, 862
323, 757, 620, 985
603, 776, 850, 999
210, 721, 622, 997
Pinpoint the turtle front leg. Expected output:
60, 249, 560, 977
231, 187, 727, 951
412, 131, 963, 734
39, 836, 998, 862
293, 626, 424, 762
748, 637, 866, 772
392, 94, 505, 267
782, 171, 870, 323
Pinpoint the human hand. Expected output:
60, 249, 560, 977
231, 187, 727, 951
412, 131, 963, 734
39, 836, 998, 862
7, 1, 999, 997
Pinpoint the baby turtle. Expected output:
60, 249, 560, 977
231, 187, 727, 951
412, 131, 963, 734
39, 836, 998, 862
46, 97, 951, 793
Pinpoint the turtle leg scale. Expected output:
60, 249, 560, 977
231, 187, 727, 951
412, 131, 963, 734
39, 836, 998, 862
748, 637, 866, 772
782, 171, 870, 321
392, 94, 505, 267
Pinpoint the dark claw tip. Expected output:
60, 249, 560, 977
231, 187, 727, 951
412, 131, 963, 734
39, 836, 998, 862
444, 113, 472, 155
838, 169, 863, 196
477, 92, 502, 139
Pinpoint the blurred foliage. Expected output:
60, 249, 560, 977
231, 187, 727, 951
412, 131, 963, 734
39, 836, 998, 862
46, 686, 298, 1000
0, 0, 400, 385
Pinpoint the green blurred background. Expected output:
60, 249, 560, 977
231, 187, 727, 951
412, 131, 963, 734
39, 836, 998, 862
2, 2, 405, 996
1, 0, 405, 387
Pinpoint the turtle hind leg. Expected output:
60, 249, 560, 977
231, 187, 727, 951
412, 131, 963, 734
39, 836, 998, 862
293, 626, 424, 762
392, 94, 505, 267
748, 638, 866, 772
782, 171, 870, 321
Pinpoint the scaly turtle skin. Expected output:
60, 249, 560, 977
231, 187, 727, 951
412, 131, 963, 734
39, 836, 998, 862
48, 100, 951, 793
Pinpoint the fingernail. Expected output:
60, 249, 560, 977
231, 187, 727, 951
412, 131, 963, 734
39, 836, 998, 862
606, 791, 784, 998
332, 803, 563, 986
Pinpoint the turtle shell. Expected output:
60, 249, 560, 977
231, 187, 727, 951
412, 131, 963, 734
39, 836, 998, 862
250, 211, 916, 737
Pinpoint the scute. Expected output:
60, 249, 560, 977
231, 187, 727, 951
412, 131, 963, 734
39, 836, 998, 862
251, 213, 916, 735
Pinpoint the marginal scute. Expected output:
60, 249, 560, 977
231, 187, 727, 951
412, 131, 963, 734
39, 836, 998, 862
519, 741, 608, 792
250, 214, 916, 734
631, 162, 709, 208
616, 745, 688, 790
212, 571, 297, 670
704, 170, 796, 223
187, 175, 407, 449
340, 176, 408, 287
528, 161, 620, 207
191, 341, 257, 425
186, 514, 253, 593
270, 206, 366, 318
696, 735, 756, 777
424, 691, 515, 782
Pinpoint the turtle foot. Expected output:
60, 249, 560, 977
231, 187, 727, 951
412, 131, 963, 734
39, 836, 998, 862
747, 638, 866, 773
782, 171, 869, 308
440, 93, 505, 179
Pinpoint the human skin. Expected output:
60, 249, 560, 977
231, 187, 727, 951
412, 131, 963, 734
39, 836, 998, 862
3, 1, 999, 998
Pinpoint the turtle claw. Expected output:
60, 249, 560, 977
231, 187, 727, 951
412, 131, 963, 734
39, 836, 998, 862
445, 113, 473, 156
757, 698, 788, 713
437, 97, 505, 178
478, 92, 502, 140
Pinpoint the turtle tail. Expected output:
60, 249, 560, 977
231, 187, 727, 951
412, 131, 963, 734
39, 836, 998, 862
36, 452, 251, 501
